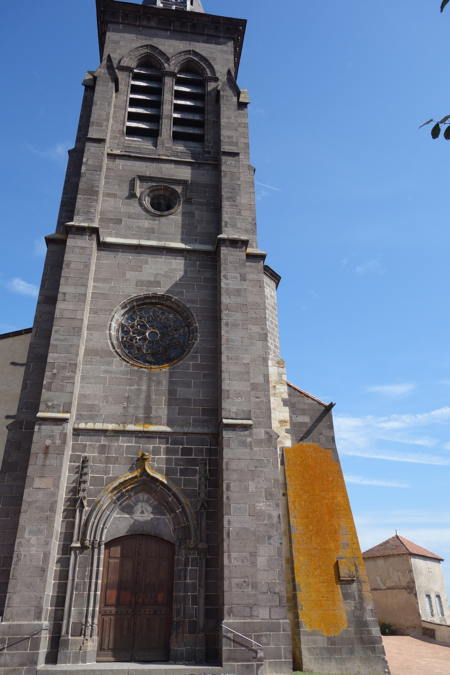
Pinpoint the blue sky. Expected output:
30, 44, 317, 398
1, 1, 450, 591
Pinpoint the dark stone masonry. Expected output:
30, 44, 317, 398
0, 1, 390, 674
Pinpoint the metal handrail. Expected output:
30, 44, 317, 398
222, 623, 264, 655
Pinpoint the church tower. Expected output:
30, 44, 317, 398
0, 2, 389, 674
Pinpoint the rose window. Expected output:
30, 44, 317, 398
111, 297, 196, 369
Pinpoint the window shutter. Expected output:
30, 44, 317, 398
173, 69, 205, 143
126, 64, 163, 141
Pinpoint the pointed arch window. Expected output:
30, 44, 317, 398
172, 64, 205, 143
126, 60, 163, 141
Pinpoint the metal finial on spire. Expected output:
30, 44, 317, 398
142, 0, 204, 11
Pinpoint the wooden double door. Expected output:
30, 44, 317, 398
97, 535, 174, 662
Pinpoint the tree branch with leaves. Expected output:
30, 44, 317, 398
420, 0, 449, 138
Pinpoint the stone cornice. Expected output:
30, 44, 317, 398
45, 233, 267, 258
36, 412, 71, 421
74, 421, 217, 435
107, 149, 218, 165
101, 236, 215, 253
96, 0, 246, 76
264, 264, 281, 287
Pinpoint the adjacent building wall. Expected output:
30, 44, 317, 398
421, 620, 450, 643
410, 555, 450, 625
0, 330, 31, 464
363, 555, 422, 635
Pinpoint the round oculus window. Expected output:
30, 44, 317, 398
110, 295, 196, 369
139, 185, 180, 216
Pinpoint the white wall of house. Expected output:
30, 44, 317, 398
411, 555, 450, 625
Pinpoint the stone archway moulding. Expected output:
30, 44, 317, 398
170, 49, 216, 78
119, 44, 170, 70
82, 450, 198, 546
58, 451, 201, 665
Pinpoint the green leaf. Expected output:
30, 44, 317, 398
439, 114, 450, 124
441, 0, 450, 12
419, 118, 434, 128
431, 123, 441, 139
444, 126, 450, 140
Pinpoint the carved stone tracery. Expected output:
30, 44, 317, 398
110, 295, 198, 370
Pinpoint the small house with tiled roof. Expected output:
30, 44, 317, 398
363, 534, 450, 642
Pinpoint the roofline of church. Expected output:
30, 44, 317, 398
96, 0, 246, 76
0, 328, 32, 341
287, 381, 330, 408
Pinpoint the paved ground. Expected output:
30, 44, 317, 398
383, 636, 450, 675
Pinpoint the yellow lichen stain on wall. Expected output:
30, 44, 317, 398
284, 442, 367, 637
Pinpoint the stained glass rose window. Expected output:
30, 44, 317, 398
111, 296, 196, 368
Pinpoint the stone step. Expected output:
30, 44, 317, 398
39, 665, 223, 675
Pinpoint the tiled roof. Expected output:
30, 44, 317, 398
287, 382, 329, 407
363, 534, 443, 561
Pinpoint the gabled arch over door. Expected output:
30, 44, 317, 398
97, 535, 174, 663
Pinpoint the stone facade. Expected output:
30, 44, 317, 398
0, 1, 389, 674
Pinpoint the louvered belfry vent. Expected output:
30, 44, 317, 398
126, 61, 163, 141
172, 67, 205, 143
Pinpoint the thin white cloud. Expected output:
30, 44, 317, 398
379, 407, 450, 430
345, 474, 409, 488
255, 180, 282, 201
255, 180, 281, 192
33, 238, 47, 257
357, 510, 450, 526
367, 382, 415, 397
344, 448, 450, 465
377, 434, 439, 448
26, 141, 70, 163
335, 406, 450, 465
7, 277, 38, 298
355, 258, 385, 275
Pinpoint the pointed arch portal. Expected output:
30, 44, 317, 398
58, 452, 205, 665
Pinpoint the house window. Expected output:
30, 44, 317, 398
126, 60, 163, 141
172, 65, 205, 143
436, 594, 445, 617
426, 594, 434, 617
